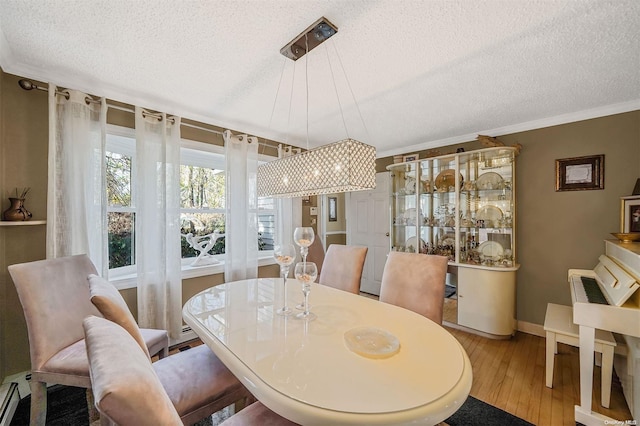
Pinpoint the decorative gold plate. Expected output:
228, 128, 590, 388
611, 232, 640, 242
435, 169, 463, 191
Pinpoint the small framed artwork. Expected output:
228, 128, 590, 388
621, 196, 640, 233
403, 153, 419, 162
555, 154, 604, 191
328, 197, 337, 222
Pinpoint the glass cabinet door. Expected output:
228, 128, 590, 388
457, 148, 515, 267
423, 155, 458, 261
389, 161, 420, 253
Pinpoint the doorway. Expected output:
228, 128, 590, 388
346, 172, 390, 295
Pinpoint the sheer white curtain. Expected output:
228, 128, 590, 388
135, 108, 182, 337
46, 86, 108, 275
223, 130, 258, 281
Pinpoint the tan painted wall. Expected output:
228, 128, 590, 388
0, 72, 49, 379
504, 113, 640, 324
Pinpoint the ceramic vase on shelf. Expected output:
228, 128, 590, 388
2, 198, 32, 221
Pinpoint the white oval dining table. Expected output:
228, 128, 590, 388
182, 278, 472, 425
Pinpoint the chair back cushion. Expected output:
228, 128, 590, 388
88, 274, 151, 359
8, 254, 101, 370
379, 252, 448, 324
306, 238, 325, 280
83, 316, 182, 425
319, 245, 368, 294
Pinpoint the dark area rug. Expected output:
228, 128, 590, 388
10, 385, 532, 426
445, 284, 457, 298
446, 396, 534, 426
10, 385, 89, 426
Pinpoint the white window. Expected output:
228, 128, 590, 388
179, 141, 226, 264
106, 125, 279, 283
106, 126, 136, 278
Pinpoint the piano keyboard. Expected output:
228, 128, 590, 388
580, 276, 608, 305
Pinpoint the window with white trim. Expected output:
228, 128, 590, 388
179, 141, 226, 263
106, 127, 136, 277
106, 125, 278, 278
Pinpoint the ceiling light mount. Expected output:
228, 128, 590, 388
280, 17, 338, 61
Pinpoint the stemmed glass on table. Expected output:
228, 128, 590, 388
294, 261, 317, 321
273, 244, 296, 316
293, 227, 315, 263
293, 227, 315, 310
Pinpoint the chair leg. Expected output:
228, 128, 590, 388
29, 381, 47, 426
158, 346, 169, 359
85, 387, 100, 422
234, 394, 257, 412
545, 331, 556, 388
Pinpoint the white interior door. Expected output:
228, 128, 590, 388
347, 172, 390, 295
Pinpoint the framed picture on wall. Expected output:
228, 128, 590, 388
555, 154, 604, 191
328, 197, 337, 222
621, 196, 640, 233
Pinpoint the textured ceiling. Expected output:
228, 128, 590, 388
0, 0, 638, 157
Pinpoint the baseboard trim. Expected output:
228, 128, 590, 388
169, 327, 197, 347
0, 382, 19, 426
2, 372, 30, 400
517, 320, 545, 338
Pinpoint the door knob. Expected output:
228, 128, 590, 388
385, 232, 390, 237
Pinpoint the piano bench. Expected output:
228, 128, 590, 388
544, 303, 616, 408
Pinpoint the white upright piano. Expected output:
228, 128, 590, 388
569, 240, 640, 424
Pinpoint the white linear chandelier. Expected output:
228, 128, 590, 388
257, 17, 376, 198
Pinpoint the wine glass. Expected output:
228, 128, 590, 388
273, 244, 296, 315
293, 227, 315, 262
293, 227, 315, 309
294, 262, 317, 321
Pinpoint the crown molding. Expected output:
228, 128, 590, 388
377, 100, 640, 158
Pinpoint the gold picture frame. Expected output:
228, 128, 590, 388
620, 196, 640, 233
555, 154, 604, 191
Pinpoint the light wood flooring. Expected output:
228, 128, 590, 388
447, 326, 632, 425
446, 296, 632, 424
175, 295, 635, 426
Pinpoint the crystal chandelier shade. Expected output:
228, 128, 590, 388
257, 138, 376, 198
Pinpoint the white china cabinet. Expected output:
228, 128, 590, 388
387, 146, 520, 338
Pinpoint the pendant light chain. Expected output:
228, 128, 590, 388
268, 57, 287, 132
331, 39, 370, 142
325, 43, 350, 139
305, 33, 310, 151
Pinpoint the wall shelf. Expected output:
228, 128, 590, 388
0, 220, 46, 226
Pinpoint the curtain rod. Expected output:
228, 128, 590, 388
107, 103, 222, 135
18, 78, 278, 149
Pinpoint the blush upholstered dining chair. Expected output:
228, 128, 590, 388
379, 252, 449, 324
7, 254, 169, 426
318, 244, 368, 294
87, 273, 251, 425
83, 316, 295, 426
306, 237, 325, 280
